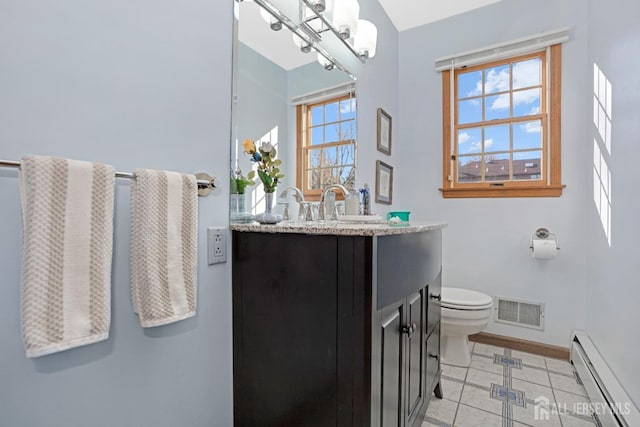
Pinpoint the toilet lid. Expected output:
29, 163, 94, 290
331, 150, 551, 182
441, 287, 493, 309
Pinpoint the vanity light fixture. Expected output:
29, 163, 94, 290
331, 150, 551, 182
300, 0, 377, 63
251, 0, 356, 78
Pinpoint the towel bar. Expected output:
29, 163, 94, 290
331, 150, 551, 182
0, 158, 216, 196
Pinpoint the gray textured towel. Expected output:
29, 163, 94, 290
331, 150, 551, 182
130, 169, 198, 327
19, 155, 114, 357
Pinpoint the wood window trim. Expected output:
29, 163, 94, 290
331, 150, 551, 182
296, 94, 355, 201
440, 44, 565, 198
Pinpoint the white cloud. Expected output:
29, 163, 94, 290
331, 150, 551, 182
490, 89, 540, 111
340, 99, 355, 114
458, 132, 471, 143
484, 68, 510, 94
513, 89, 540, 107
490, 94, 510, 110
513, 59, 540, 89
467, 67, 509, 97
467, 138, 493, 153
467, 80, 482, 97
529, 106, 541, 115
520, 121, 541, 133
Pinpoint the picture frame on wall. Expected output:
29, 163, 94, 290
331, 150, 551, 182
377, 108, 392, 155
375, 160, 393, 204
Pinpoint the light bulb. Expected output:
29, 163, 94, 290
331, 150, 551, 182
260, 6, 282, 31
317, 53, 335, 71
354, 19, 377, 60
332, 0, 359, 39
309, 0, 326, 13
292, 33, 312, 53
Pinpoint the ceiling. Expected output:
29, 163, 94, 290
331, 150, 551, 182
378, 0, 505, 31
238, 0, 505, 70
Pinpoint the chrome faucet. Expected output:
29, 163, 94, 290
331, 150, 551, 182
318, 184, 351, 221
279, 186, 306, 220
279, 186, 305, 203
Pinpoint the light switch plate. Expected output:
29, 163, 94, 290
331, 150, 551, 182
207, 227, 227, 265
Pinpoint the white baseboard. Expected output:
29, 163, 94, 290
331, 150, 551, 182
571, 330, 640, 427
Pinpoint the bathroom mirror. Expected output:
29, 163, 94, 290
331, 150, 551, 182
231, 0, 357, 219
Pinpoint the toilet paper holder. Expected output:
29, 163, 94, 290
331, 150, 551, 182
529, 227, 560, 251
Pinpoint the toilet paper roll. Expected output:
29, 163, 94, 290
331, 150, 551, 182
532, 239, 557, 260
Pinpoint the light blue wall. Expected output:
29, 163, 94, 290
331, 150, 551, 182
397, 0, 589, 346
585, 0, 640, 407
237, 43, 288, 146
236, 42, 287, 209
0, 1, 233, 426
350, 0, 399, 205
0, 0, 399, 425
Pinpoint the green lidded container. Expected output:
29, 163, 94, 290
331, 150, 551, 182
387, 211, 410, 222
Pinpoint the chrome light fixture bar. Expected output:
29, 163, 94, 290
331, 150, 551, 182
252, 0, 355, 79
300, 0, 366, 63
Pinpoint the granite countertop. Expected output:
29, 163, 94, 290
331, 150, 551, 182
229, 221, 447, 236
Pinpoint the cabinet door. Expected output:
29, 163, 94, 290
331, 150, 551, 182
426, 273, 442, 337
425, 322, 441, 395
405, 290, 425, 425
233, 232, 339, 427
379, 302, 404, 427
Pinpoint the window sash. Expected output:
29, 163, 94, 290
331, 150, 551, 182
453, 52, 547, 187
440, 45, 563, 198
297, 94, 356, 199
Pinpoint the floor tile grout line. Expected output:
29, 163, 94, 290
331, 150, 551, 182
449, 344, 472, 427
546, 358, 565, 427
548, 369, 577, 379
456, 402, 512, 425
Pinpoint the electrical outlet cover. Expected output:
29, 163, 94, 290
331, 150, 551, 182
207, 227, 227, 265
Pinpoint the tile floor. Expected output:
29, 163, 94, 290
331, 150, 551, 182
423, 342, 600, 427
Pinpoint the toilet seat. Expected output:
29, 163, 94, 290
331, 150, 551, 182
441, 287, 493, 310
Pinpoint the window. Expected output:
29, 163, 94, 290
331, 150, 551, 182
297, 93, 356, 200
441, 45, 564, 198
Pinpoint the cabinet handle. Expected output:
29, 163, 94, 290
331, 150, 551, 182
402, 322, 417, 337
430, 294, 441, 301
429, 353, 439, 361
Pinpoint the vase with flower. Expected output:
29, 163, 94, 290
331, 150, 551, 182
243, 138, 285, 224
230, 162, 255, 223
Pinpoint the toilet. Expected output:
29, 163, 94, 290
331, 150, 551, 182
441, 287, 494, 367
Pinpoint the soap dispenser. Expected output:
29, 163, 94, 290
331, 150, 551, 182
359, 183, 371, 215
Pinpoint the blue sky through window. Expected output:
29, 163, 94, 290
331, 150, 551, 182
325, 102, 338, 123
513, 121, 542, 150
485, 124, 510, 153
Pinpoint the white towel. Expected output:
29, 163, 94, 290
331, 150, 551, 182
19, 155, 114, 358
130, 169, 198, 327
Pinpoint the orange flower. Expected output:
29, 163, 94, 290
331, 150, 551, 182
242, 138, 256, 154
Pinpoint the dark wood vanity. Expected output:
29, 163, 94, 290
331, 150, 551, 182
231, 223, 445, 426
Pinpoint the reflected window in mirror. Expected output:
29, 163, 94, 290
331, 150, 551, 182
296, 92, 357, 201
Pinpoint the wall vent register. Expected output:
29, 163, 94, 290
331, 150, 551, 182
494, 296, 544, 330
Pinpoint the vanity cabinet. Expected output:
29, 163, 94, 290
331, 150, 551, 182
232, 225, 444, 427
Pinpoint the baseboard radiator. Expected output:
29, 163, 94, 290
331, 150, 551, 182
571, 331, 640, 427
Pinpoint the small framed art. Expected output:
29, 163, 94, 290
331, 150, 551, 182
375, 160, 393, 204
377, 107, 392, 155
